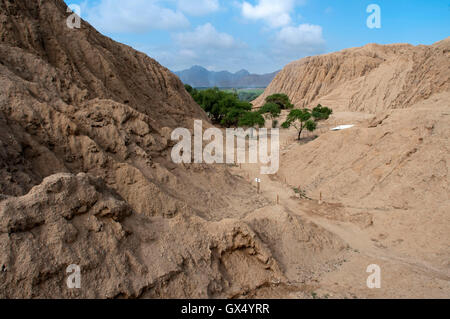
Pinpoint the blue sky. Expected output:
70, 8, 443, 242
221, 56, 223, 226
65, 0, 450, 74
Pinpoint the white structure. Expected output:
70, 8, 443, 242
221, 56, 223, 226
331, 125, 355, 131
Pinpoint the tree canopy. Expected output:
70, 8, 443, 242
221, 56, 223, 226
238, 111, 265, 128
185, 85, 298, 130
312, 104, 333, 121
185, 85, 252, 125
265, 93, 294, 110
259, 102, 281, 119
258, 102, 281, 127
282, 105, 333, 140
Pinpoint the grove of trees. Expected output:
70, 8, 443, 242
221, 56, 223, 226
185, 85, 256, 126
185, 85, 332, 137
185, 85, 268, 128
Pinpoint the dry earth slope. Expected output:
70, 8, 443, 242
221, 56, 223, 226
254, 38, 449, 113
0, 0, 347, 298
256, 38, 449, 293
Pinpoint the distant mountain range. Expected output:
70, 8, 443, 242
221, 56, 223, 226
174, 65, 279, 88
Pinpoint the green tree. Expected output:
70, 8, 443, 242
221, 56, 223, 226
265, 93, 294, 110
193, 87, 226, 122
259, 102, 281, 119
282, 105, 333, 140
282, 109, 317, 140
185, 86, 281, 128
312, 104, 333, 121
259, 102, 281, 127
238, 111, 265, 128
184, 84, 194, 94
221, 108, 244, 127
221, 104, 251, 127
185, 86, 256, 126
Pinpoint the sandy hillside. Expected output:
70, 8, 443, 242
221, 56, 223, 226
277, 93, 449, 272
254, 39, 450, 113
248, 36, 449, 298
231, 93, 449, 298
0, 0, 448, 300
0, 0, 348, 298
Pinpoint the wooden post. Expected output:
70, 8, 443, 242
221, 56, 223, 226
255, 178, 261, 194
276, 195, 280, 205
319, 192, 322, 205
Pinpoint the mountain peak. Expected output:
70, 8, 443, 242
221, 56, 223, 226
190, 65, 208, 71
235, 69, 250, 76
175, 66, 278, 88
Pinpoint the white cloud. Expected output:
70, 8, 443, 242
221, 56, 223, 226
178, 49, 198, 59
174, 23, 242, 50
79, 0, 326, 73
147, 44, 273, 73
241, 0, 297, 28
276, 24, 325, 47
177, 0, 220, 16
143, 24, 256, 72
84, 0, 190, 33
143, 22, 325, 73
273, 24, 325, 60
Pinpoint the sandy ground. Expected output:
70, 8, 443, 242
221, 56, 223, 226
227, 111, 450, 299
1, 0, 448, 299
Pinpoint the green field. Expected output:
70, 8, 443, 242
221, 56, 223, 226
221, 88, 265, 102
195, 88, 265, 102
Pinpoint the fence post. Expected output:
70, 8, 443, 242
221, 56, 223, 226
255, 178, 261, 194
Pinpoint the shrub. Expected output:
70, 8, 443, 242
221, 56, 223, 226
312, 104, 333, 121
265, 93, 294, 110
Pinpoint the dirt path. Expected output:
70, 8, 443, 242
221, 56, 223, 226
229, 130, 450, 298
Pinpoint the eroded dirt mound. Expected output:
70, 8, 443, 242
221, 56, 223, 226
0, 0, 346, 298
0, 173, 346, 298
254, 37, 450, 297
280, 96, 449, 211
278, 93, 450, 272
254, 38, 450, 113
